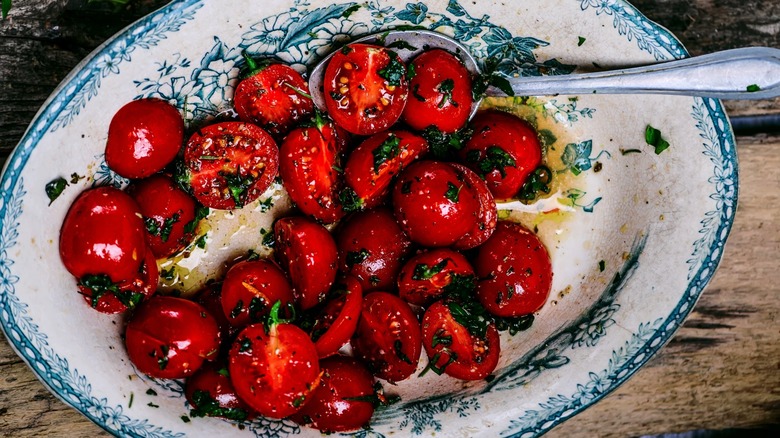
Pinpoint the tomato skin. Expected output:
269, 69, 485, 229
196, 283, 237, 346
402, 49, 473, 133
309, 276, 363, 358
274, 216, 338, 310
448, 163, 498, 250
290, 356, 375, 432
78, 250, 158, 314
279, 121, 347, 223
343, 130, 428, 210
397, 249, 475, 307
351, 292, 421, 382
392, 161, 481, 247
220, 260, 295, 328
323, 44, 409, 135
125, 296, 221, 379
105, 98, 184, 179
60, 186, 147, 283
461, 110, 542, 200
127, 174, 198, 258
185, 360, 256, 421
184, 122, 278, 210
336, 208, 412, 292
421, 301, 500, 381
229, 322, 321, 418
475, 222, 553, 317
234, 63, 314, 138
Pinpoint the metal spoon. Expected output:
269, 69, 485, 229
308, 29, 780, 118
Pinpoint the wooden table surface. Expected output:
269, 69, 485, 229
1, 1, 778, 436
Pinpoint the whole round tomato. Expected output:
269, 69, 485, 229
397, 248, 475, 307
342, 130, 428, 211
448, 163, 497, 250
290, 356, 375, 432
323, 44, 409, 135
421, 301, 500, 381
195, 282, 237, 347
475, 221, 553, 317
221, 260, 295, 328
105, 98, 184, 179
234, 61, 314, 138
125, 296, 221, 379
183, 122, 278, 210
229, 319, 320, 418
127, 174, 199, 258
185, 360, 256, 421
279, 118, 347, 223
274, 216, 338, 310
460, 110, 542, 200
351, 292, 421, 383
60, 186, 147, 283
391, 161, 481, 247
308, 276, 363, 358
77, 250, 158, 314
336, 208, 412, 292
402, 49, 473, 133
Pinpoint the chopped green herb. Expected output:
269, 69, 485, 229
422, 125, 473, 159
217, 368, 229, 377
412, 84, 426, 102
407, 63, 417, 80
412, 259, 449, 281
230, 300, 244, 319
262, 230, 275, 248
372, 134, 401, 173
346, 249, 370, 267
437, 78, 456, 108
78, 274, 143, 309
339, 187, 364, 212
195, 234, 208, 249
645, 125, 670, 154
199, 155, 219, 161
401, 181, 412, 194
247, 296, 267, 322
184, 205, 209, 234
342, 3, 361, 18
2, 0, 11, 20
477, 146, 516, 178
538, 129, 557, 148
148, 402, 159, 408
329, 91, 344, 101
369, 275, 381, 285
180, 415, 191, 423
747, 84, 761, 92
160, 267, 176, 281
284, 82, 313, 99
620, 148, 642, 155
157, 345, 170, 370
144, 217, 161, 237
341, 45, 353, 55
45, 177, 68, 205
246, 249, 261, 261
599, 260, 606, 272
577, 36, 586, 46
238, 337, 252, 352
220, 171, 255, 208
387, 40, 418, 51
69, 173, 85, 184
332, 164, 344, 173
258, 197, 274, 213
156, 212, 181, 243
292, 394, 307, 408
377, 51, 406, 86
517, 165, 552, 202
128, 392, 134, 408
146, 388, 157, 396
444, 182, 462, 203
492, 314, 534, 335
393, 340, 413, 364
418, 352, 457, 377
190, 390, 249, 421
431, 329, 452, 348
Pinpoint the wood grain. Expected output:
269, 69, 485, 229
0, 1, 778, 437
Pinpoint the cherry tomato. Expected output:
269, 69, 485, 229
196, 282, 237, 346
105, 98, 184, 179
185, 360, 256, 421
351, 292, 421, 382
397, 249, 475, 307
402, 49, 473, 133
221, 260, 295, 328
127, 174, 199, 258
460, 110, 542, 200
60, 186, 147, 283
323, 44, 409, 135
125, 296, 221, 379
342, 130, 428, 211
234, 61, 314, 138
290, 356, 375, 432
274, 216, 338, 310
448, 163, 498, 250
183, 122, 278, 210
336, 208, 412, 292
391, 161, 481, 247
475, 221, 553, 317
229, 319, 321, 418
308, 276, 363, 358
421, 301, 500, 381
77, 250, 158, 314
279, 118, 347, 223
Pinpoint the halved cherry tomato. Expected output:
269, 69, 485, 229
274, 216, 338, 310
279, 117, 347, 223
351, 292, 421, 382
392, 161, 481, 247
229, 317, 321, 418
323, 44, 409, 135
125, 296, 221, 379
77, 249, 158, 314
185, 360, 256, 421
59, 186, 147, 283
127, 174, 198, 258
105, 98, 184, 179
460, 110, 542, 200
448, 163, 498, 250
308, 276, 363, 358
290, 356, 375, 432
475, 221, 553, 317
402, 49, 473, 133
221, 259, 295, 328
342, 130, 428, 211
183, 122, 278, 210
397, 248, 475, 307
234, 61, 314, 138
336, 208, 412, 292
421, 301, 500, 381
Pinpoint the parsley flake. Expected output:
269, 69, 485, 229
45, 177, 68, 205
377, 51, 406, 86
437, 78, 456, 108
372, 134, 401, 173
444, 182, 462, 203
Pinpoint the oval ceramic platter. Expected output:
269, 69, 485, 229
0, 0, 737, 437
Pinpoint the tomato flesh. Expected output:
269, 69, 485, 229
397, 248, 475, 307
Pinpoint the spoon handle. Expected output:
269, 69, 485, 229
493, 47, 780, 100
